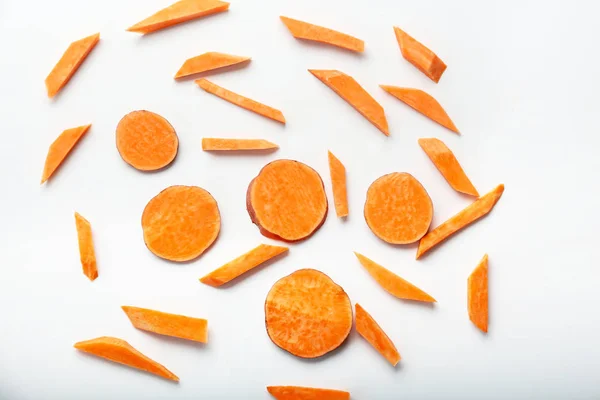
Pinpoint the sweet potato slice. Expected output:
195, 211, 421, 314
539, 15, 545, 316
202, 138, 278, 151
354, 252, 435, 302
418, 138, 478, 196
394, 27, 446, 83
327, 151, 348, 218
247, 160, 327, 242
175, 52, 250, 79
41, 124, 91, 184
127, 0, 229, 34
74, 336, 178, 381
122, 306, 208, 343
380, 86, 458, 134
116, 110, 179, 171
265, 269, 352, 358
417, 185, 505, 259
142, 185, 221, 262
267, 386, 350, 400
74, 212, 97, 281
45, 33, 100, 98
355, 304, 401, 366
196, 79, 286, 123
364, 172, 433, 244
309, 70, 388, 135
468, 254, 488, 333
280, 16, 364, 53
200, 244, 288, 287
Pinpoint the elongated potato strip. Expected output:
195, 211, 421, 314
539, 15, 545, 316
122, 306, 208, 342
175, 52, 250, 79
355, 304, 401, 366
202, 138, 278, 151
394, 27, 446, 83
41, 124, 91, 184
280, 16, 364, 53
74, 212, 97, 281
468, 254, 488, 333
267, 385, 350, 400
327, 151, 348, 217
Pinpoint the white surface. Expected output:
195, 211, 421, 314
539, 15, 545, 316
0, 0, 599, 399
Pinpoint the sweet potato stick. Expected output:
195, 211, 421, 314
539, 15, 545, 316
122, 306, 208, 342
202, 138, 278, 151
280, 16, 364, 52
327, 151, 348, 217
355, 304, 401, 366
468, 254, 489, 333
175, 52, 250, 79
41, 124, 91, 184
394, 27, 446, 83
74, 212, 97, 281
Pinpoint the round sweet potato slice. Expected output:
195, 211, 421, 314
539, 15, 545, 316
247, 160, 328, 242
364, 172, 433, 244
116, 110, 178, 171
142, 185, 220, 262
265, 269, 352, 358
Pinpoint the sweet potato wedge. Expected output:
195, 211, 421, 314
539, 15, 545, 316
175, 52, 250, 79
267, 386, 350, 400
394, 27, 446, 83
327, 151, 348, 218
122, 306, 208, 343
41, 124, 91, 184
74, 212, 97, 281
202, 138, 278, 151
355, 303, 401, 366
468, 254, 488, 333
280, 16, 364, 53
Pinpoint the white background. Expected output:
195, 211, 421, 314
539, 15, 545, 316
0, 0, 599, 399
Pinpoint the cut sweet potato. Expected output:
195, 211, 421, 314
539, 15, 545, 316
127, 0, 229, 34
142, 185, 221, 262
116, 110, 179, 171
74, 336, 178, 381
468, 254, 488, 333
394, 27, 446, 83
175, 52, 250, 79
417, 185, 505, 259
202, 138, 278, 151
327, 151, 348, 218
75, 212, 97, 281
41, 124, 91, 184
122, 306, 208, 343
265, 269, 352, 358
280, 16, 364, 53
364, 172, 433, 244
354, 252, 435, 302
45, 33, 100, 98
309, 70, 388, 135
267, 386, 350, 400
200, 244, 288, 287
418, 138, 478, 196
247, 160, 327, 242
196, 79, 285, 123
355, 304, 400, 366
380, 86, 458, 134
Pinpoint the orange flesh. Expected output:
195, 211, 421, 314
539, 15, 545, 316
202, 138, 278, 151
127, 0, 230, 34
196, 79, 286, 123
41, 124, 91, 184
354, 252, 435, 302
122, 306, 208, 343
247, 160, 328, 242
468, 254, 489, 333
364, 172, 433, 244
265, 269, 352, 358
175, 52, 250, 79
327, 151, 348, 218
267, 386, 350, 400
45, 33, 100, 98
418, 138, 478, 196
74, 336, 179, 381
355, 304, 401, 366
142, 185, 221, 262
417, 184, 505, 259
394, 27, 446, 83
200, 244, 288, 287
74, 212, 97, 281
280, 16, 364, 53
116, 110, 179, 171
309, 69, 389, 135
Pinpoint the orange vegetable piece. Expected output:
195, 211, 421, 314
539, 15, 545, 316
74, 336, 178, 381
417, 185, 505, 259
127, 0, 229, 34
247, 160, 327, 242
116, 110, 179, 171
202, 138, 278, 151
418, 138, 478, 196
74, 212, 98, 281
45, 33, 100, 98
468, 254, 489, 333
327, 151, 348, 218
355, 304, 401, 366
309, 70, 389, 136
200, 244, 288, 287
142, 185, 221, 262
122, 306, 208, 343
265, 269, 352, 358
196, 79, 286, 123
354, 252, 435, 302
267, 386, 350, 400
394, 27, 446, 83
41, 124, 91, 184
175, 52, 250, 79
280, 16, 364, 53
380, 86, 458, 134
364, 172, 433, 244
